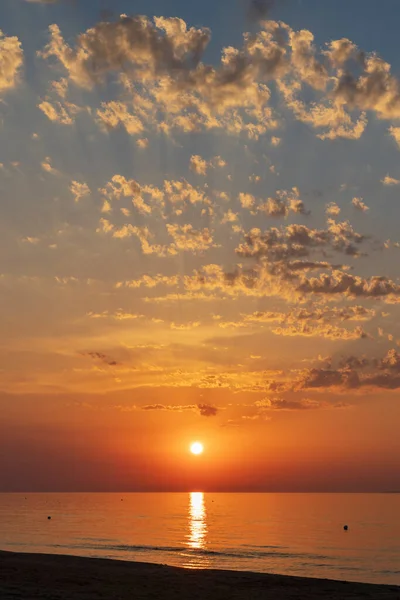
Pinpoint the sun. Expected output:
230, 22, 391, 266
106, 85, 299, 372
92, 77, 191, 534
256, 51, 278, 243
190, 442, 204, 455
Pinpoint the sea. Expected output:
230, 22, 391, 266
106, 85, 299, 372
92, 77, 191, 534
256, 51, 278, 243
0, 493, 399, 585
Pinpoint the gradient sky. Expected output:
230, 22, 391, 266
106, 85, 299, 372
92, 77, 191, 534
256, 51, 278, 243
1, 0, 400, 492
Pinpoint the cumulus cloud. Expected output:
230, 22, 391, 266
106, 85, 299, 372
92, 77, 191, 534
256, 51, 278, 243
38, 16, 284, 138
37, 12, 400, 143
296, 271, 400, 299
388, 126, 400, 148
381, 174, 400, 186
247, 0, 277, 21
39, 17, 211, 88
166, 224, 218, 253
38, 98, 80, 124
352, 197, 369, 211
290, 349, 400, 392
326, 202, 341, 216
41, 156, 59, 175
100, 174, 165, 214
236, 219, 364, 262
70, 180, 90, 202
0, 31, 23, 94
239, 187, 308, 218
190, 154, 226, 175
97, 101, 144, 135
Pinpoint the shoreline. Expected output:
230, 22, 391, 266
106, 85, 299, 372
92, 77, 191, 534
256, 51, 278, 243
0, 550, 399, 599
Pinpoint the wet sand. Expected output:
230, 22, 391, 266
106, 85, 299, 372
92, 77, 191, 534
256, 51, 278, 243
0, 550, 399, 599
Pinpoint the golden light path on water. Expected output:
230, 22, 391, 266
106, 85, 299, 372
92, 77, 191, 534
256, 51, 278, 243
189, 492, 207, 550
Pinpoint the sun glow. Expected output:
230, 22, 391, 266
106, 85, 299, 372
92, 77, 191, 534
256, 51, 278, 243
190, 442, 204, 455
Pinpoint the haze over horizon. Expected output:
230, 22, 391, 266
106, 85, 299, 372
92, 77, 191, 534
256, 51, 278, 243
1, 0, 400, 492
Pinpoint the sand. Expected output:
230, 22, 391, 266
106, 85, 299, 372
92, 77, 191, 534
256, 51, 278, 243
0, 550, 399, 599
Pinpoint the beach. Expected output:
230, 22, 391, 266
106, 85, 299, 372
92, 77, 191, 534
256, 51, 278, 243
0, 551, 399, 599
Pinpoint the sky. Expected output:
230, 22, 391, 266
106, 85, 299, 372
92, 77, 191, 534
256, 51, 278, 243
1, 0, 400, 492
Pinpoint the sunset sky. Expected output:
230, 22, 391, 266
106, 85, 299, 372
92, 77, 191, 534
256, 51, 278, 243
1, 0, 400, 492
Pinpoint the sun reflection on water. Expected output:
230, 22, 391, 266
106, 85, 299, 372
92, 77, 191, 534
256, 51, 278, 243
188, 492, 207, 551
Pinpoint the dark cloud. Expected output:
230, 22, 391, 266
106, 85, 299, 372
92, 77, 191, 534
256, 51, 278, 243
83, 351, 119, 366
197, 403, 218, 417
236, 221, 365, 262
141, 403, 219, 417
297, 272, 400, 298
294, 350, 400, 391
246, 0, 287, 21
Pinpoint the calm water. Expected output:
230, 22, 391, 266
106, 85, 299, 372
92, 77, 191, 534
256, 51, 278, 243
0, 493, 399, 585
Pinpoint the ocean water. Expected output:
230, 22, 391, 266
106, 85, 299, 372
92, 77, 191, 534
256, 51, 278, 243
0, 493, 399, 585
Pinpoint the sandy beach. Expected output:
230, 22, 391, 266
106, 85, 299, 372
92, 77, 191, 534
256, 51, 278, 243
0, 551, 399, 599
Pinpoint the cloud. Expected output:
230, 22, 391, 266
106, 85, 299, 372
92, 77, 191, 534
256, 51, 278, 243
37, 13, 400, 144
229, 305, 373, 339
82, 351, 119, 366
190, 155, 208, 175
190, 154, 226, 175
87, 311, 144, 321
297, 271, 400, 298
279, 78, 368, 140
239, 187, 309, 218
197, 403, 218, 417
286, 349, 400, 392
247, 0, 277, 21
259, 188, 309, 218
221, 209, 238, 224
164, 179, 207, 206
272, 323, 367, 340
70, 180, 90, 202
97, 101, 144, 135
236, 219, 364, 262
41, 157, 59, 175
256, 397, 329, 411
38, 99, 80, 124
381, 174, 400, 186
137, 138, 149, 148
38, 16, 284, 138
116, 274, 179, 289
100, 174, 165, 215
166, 224, 218, 253
170, 321, 201, 330
0, 31, 23, 94
352, 197, 369, 211
388, 126, 400, 148
141, 403, 218, 416
326, 202, 341, 216
39, 17, 211, 89
239, 193, 256, 209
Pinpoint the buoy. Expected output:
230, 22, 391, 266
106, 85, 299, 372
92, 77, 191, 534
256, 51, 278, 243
48, 516, 51, 520
343, 525, 348, 531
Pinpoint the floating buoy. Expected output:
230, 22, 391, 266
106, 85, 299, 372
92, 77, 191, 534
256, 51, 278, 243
47, 516, 51, 520
343, 525, 348, 531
